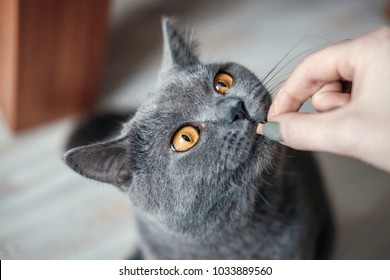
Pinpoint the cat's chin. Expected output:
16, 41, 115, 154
215, 120, 260, 172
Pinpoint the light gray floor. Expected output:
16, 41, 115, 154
1, 0, 389, 259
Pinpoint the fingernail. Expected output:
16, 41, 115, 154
262, 122, 283, 142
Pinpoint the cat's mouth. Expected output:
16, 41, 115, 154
216, 119, 259, 172
206, 91, 271, 171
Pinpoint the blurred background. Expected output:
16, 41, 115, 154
1, 0, 390, 259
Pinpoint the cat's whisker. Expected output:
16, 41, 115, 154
268, 70, 292, 79
189, 27, 195, 45
261, 37, 330, 89
250, 184, 272, 209
259, 173, 274, 188
268, 79, 288, 97
268, 84, 284, 98
261, 45, 297, 86
185, 22, 189, 43
258, 191, 272, 209
266, 75, 289, 91
184, 0, 192, 43
262, 46, 316, 88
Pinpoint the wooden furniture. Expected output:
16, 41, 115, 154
0, 0, 110, 132
387, 1, 390, 20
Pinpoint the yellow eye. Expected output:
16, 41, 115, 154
213, 72, 234, 95
171, 126, 200, 152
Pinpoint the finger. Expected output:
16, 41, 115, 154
259, 111, 355, 155
268, 40, 355, 119
311, 91, 351, 112
317, 81, 343, 94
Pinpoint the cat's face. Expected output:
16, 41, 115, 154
64, 19, 279, 236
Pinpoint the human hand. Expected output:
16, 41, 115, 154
257, 27, 390, 173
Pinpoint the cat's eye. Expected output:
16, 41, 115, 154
213, 72, 234, 95
171, 126, 200, 152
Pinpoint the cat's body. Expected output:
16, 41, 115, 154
64, 19, 333, 259
136, 148, 332, 260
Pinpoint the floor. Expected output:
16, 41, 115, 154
1, 0, 390, 259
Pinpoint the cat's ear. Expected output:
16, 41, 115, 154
64, 136, 132, 190
161, 17, 199, 71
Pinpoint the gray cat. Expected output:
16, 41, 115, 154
64, 18, 333, 259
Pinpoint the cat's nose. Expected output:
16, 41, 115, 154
228, 100, 251, 123
215, 97, 252, 123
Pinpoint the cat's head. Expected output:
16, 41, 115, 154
64, 19, 280, 237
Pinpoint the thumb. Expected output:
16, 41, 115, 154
257, 111, 345, 153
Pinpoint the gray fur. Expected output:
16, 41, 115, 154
64, 18, 333, 259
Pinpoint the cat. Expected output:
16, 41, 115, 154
64, 18, 334, 259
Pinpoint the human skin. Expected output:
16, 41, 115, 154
257, 27, 390, 173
